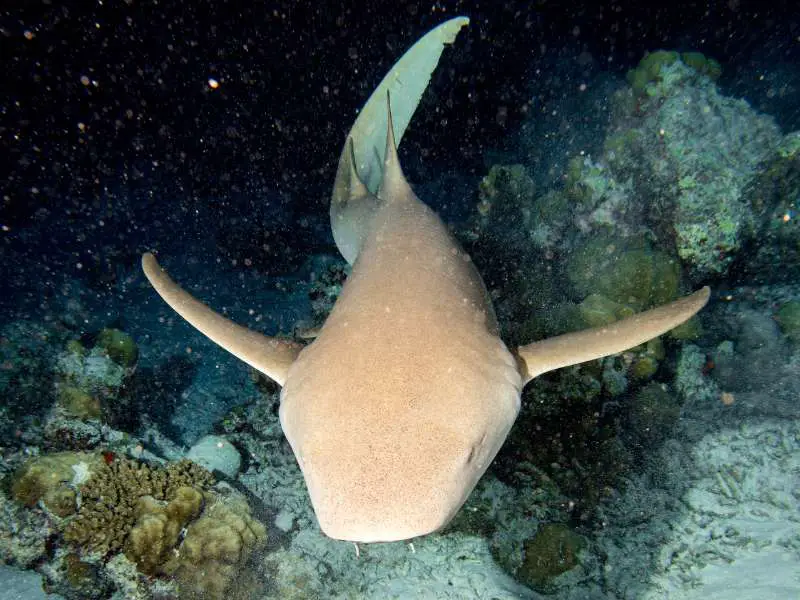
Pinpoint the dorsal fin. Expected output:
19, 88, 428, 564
379, 92, 414, 201
329, 16, 469, 264
345, 137, 369, 199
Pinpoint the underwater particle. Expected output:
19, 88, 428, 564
518, 523, 584, 591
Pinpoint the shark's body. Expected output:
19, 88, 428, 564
142, 18, 709, 543
282, 165, 521, 542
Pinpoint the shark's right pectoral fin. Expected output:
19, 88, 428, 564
515, 287, 710, 384
142, 253, 303, 386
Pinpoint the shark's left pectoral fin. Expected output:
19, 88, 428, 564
142, 253, 303, 386
515, 287, 710, 384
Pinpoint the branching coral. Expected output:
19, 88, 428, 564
63, 457, 214, 554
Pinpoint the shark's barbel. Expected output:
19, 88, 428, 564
142, 17, 709, 543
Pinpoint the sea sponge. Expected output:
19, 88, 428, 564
577, 293, 631, 328
680, 51, 722, 80
477, 164, 536, 218
628, 382, 681, 448
518, 523, 584, 591
567, 235, 681, 311
774, 301, 800, 343
627, 50, 721, 97
56, 384, 102, 420
94, 328, 139, 368
163, 493, 268, 599
626, 50, 680, 94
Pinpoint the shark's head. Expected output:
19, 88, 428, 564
278, 321, 522, 543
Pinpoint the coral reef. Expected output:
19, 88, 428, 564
63, 457, 214, 554
162, 491, 267, 599
517, 523, 585, 592
511, 50, 785, 285
774, 300, 800, 342
617, 57, 781, 279
53, 331, 138, 426
10, 452, 102, 517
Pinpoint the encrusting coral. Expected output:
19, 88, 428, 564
11, 452, 103, 518
53, 330, 139, 424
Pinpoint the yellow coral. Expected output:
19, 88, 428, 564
124, 487, 205, 575
11, 452, 101, 517
164, 494, 267, 599
63, 458, 213, 555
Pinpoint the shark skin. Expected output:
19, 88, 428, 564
142, 18, 710, 543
